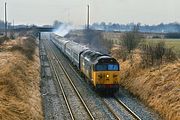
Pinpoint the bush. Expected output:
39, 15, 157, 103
164, 47, 177, 61
165, 33, 180, 38
0, 36, 9, 45
83, 30, 113, 54
115, 46, 128, 61
141, 41, 177, 67
23, 37, 37, 60
11, 37, 37, 60
152, 36, 161, 38
122, 25, 142, 53
10, 32, 15, 39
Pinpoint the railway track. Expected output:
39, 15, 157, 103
43, 38, 143, 120
102, 97, 141, 120
43, 39, 95, 120
59, 55, 141, 120
114, 97, 141, 120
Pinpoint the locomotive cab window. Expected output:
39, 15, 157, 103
108, 64, 119, 71
95, 64, 119, 71
95, 64, 107, 71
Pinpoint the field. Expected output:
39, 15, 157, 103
144, 38, 180, 56
110, 37, 180, 57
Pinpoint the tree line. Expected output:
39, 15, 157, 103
91, 22, 180, 33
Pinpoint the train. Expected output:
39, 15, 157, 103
50, 33, 120, 93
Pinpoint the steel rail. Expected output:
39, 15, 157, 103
103, 99, 121, 120
114, 97, 141, 120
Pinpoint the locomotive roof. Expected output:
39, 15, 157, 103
82, 50, 105, 63
52, 33, 117, 64
57, 38, 69, 44
94, 56, 119, 64
81, 50, 118, 64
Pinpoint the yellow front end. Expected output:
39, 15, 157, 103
92, 71, 120, 87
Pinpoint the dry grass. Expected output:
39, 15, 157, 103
112, 47, 180, 120
10, 37, 37, 60
0, 38, 43, 120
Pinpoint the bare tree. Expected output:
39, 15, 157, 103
122, 24, 142, 53
141, 41, 177, 67
83, 29, 113, 54
154, 41, 165, 64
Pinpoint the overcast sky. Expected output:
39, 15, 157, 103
0, 0, 179, 25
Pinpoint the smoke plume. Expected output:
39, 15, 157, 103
53, 23, 74, 37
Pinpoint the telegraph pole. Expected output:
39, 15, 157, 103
4, 2, 7, 37
87, 5, 90, 30
13, 19, 14, 30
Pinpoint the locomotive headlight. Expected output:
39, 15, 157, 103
106, 74, 109, 78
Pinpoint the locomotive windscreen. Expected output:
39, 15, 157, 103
108, 64, 119, 71
95, 64, 119, 71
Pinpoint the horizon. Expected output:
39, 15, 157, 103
1, 19, 180, 27
0, 0, 179, 26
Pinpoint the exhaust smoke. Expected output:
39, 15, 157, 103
53, 23, 74, 37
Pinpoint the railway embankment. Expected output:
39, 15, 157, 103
0, 36, 43, 120
112, 47, 180, 120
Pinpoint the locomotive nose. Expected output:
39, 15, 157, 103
98, 73, 110, 80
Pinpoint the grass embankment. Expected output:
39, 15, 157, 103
0, 37, 43, 120
112, 47, 180, 120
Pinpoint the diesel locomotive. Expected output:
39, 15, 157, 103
50, 33, 120, 93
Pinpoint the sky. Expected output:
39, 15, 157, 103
0, 0, 179, 26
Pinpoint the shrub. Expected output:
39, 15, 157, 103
141, 41, 177, 67
11, 37, 37, 60
122, 25, 142, 53
83, 30, 113, 54
164, 47, 177, 61
165, 33, 180, 38
0, 36, 9, 45
23, 37, 37, 60
116, 46, 128, 61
